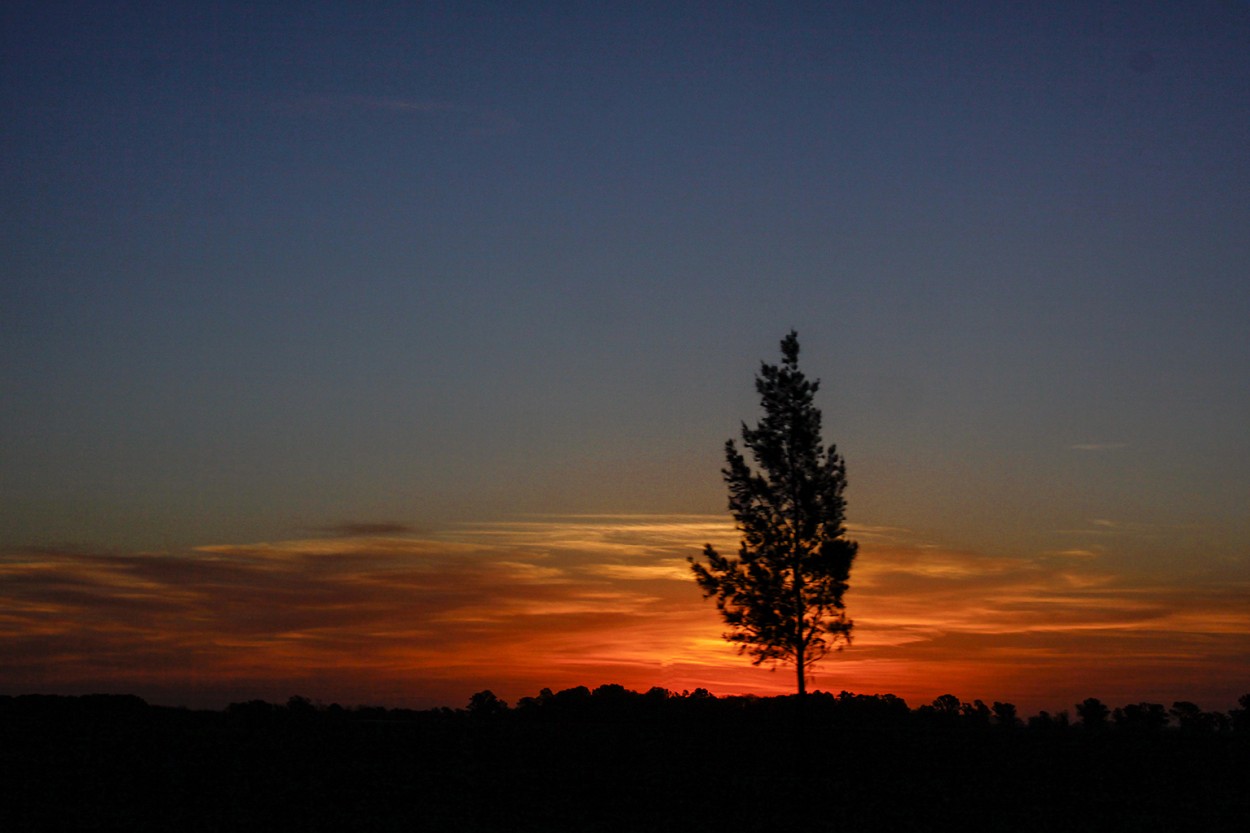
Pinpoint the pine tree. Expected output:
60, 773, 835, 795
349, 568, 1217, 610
690, 331, 857, 696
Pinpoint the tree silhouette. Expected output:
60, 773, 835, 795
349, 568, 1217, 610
961, 698, 992, 726
1076, 697, 1110, 730
916, 693, 963, 725
1169, 701, 1223, 735
466, 689, 509, 718
1231, 693, 1250, 733
992, 701, 1019, 728
1112, 702, 1168, 733
690, 331, 857, 696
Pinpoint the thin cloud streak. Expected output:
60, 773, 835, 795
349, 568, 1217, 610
2, 516, 1247, 712
316, 522, 421, 537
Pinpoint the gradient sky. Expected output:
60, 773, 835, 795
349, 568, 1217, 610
3, 1, 1248, 714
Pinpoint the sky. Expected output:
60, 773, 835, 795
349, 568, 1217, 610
2, 1, 1248, 714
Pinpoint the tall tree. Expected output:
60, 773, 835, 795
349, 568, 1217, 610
690, 331, 857, 696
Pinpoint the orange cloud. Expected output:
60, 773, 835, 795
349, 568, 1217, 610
1, 516, 1246, 713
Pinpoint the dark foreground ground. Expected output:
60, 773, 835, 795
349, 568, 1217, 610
3, 689, 1248, 832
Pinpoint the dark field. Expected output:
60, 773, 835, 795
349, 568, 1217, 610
3, 689, 1247, 832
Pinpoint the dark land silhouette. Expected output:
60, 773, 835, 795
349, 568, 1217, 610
4, 688, 1249, 832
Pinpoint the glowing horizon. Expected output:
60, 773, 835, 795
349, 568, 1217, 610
3, 514, 1246, 715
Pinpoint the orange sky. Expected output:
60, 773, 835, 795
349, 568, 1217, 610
2, 514, 1247, 715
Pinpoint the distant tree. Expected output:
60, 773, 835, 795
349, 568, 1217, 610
555, 685, 591, 703
690, 331, 857, 697
992, 701, 1019, 728
1231, 693, 1250, 733
515, 688, 549, 713
1028, 710, 1053, 731
590, 684, 637, 718
834, 692, 909, 724
466, 689, 508, 718
1113, 702, 1168, 733
961, 699, 992, 726
1027, 709, 1070, 732
1076, 697, 1110, 730
592, 683, 632, 701
227, 699, 278, 720
1169, 701, 1223, 735
548, 685, 592, 717
644, 686, 671, 702
286, 695, 317, 717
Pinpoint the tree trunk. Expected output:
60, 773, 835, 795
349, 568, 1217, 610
793, 653, 808, 777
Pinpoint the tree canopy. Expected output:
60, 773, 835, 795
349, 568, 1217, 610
690, 331, 857, 696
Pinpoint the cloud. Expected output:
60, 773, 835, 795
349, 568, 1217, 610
1054, 518, 1176, 538
2, 516, 1247, 713
316, 522, 420, 537
1043, 549, 1102, 558
583, 562, 692, 581
1069, 443, 1128, 451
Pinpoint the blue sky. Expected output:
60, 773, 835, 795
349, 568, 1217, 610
2, 2, 1248, 708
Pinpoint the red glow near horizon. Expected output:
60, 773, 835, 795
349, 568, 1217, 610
2, 515, 1247, 714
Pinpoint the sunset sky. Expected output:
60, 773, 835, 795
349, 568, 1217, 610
3, 2, 1248, 715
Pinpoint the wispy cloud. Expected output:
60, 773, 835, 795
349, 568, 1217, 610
1055, 518, 1174, 538
316, 522, 420, 537
1043, 548, 1103, 558
2, 516, 1247, 713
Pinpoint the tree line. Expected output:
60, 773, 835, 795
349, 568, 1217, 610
12, 686, 1245, 733
6, 689, 1249, 831
420, 686, 1250, 734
